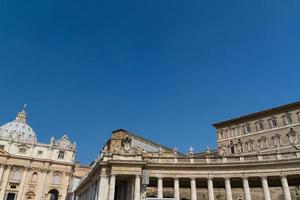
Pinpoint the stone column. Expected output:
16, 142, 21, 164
207, 177, 214, 200
261, 177, 271, 200
108, 174, 116, 200
242, 177, 251, 200
98, 174, 109, 200
174, 178, 180, 200
190, 178, 197, 200
0, 164, 5, 183
0, 165, 11, 199
225, 178, 232, 200
280, 176, 291, 200
17, 166, 29, 200
157, 177, 163, 198
35, 169, 48, 200
134, 175, 141, 200
61, 172, 71, 200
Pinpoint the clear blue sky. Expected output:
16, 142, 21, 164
0, 0, 300, 164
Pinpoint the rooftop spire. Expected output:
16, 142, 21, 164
15, 104, 27, 123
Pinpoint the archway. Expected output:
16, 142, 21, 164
48, 189, 59, 200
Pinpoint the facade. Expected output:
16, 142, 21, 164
214, 101, 300, 156
0, 107, 77, 200
75, 102, 300, 200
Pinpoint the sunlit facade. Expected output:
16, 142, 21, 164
75, 102, 300, 200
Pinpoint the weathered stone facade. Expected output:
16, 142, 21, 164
0, 106, 78, 200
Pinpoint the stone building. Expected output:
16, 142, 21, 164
74, 102, 300, 200
0, 106, 77, 200
214, 101, 300, 156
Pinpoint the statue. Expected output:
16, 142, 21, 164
158, 146, 163, 156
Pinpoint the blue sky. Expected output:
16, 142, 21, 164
0, 0, 300, 164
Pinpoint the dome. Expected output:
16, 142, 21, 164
0, 106, 36, 142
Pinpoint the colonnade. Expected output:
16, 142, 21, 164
77, 172, 294, 200
107, 174, 141, 200
154, 175, 292, 200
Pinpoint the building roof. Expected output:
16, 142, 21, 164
212, 101, 300, 128
112, 129, 184, 155
0, 105, 37, 143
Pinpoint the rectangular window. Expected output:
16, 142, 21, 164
269, 119, 277, 128
0, 145, 5, 150
247, 143, 253, 151
38, 151, 43, 156
19, 147, 27, 154
58, 151, 65, 159
256, 121, 264, 131
219, 131, 224, 139
273, 136, 281, 146
244, 124, 251, 134
284, 115, 293, 125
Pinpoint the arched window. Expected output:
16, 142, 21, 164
48, 189, 59, 200
52, 174, 60, 185
31, 172, 38, 183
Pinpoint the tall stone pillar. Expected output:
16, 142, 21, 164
0, 164, 5, 183
108, 174, 116, 200
261, 177, 271, 200
157, 177, 163, 198
207, 177, 214, 200
35, 169, 48, 200
17, 166, 29, 200
61, 172, 72, 200
0, 165, 11, 199
280, 176, 291, 200
225, 178, 232, 200
134, 175, 141, 200
190, 178, 197, 200
242, 177, 251, 200
174, 178, 180, 200
98, 174, 109, 200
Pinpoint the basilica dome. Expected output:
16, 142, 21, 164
0, 106, 36, 143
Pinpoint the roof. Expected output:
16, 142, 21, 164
212, 101, 300, 128
112, 129, 184, 155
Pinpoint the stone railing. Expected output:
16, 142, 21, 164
143, 150, 300, 164
78, 150, 300, 186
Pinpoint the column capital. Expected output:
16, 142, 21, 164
279, 174, 287, 179
135, 174, 141, 178
24, 166, 30, 171
260, 176, 268, 180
